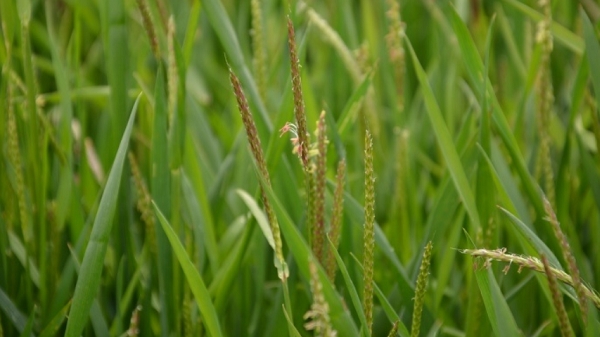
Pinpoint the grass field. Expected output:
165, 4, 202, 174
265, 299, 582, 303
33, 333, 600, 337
2, 0, 600, 336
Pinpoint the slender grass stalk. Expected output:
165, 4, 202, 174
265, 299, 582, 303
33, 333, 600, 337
167, 16, 178, 127
534, 0, 555, 207
543, 196, 587, 322
411, 241, 433, 337
251, 0, 267, 101
313, 111, 327, 264
363, 129, 375, 335
385, 0, 406, 115
393, 129, 410, 261
229, 68, 286, 279
460, 248, 600, 308
541, 255, 574, 337
326, 159, 346, 282
304, 258, 336, 337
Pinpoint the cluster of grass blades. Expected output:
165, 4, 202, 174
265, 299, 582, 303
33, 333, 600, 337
1, 0, 600, 336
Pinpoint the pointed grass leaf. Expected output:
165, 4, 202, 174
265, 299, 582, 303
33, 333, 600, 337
236, 189, 275, 250
0, 286, 29, 335
153, 202, 224, 337
448, 6, 545, 216
64, 95, 140, 337
405, 37, 481, 231
582, 10, 600, 114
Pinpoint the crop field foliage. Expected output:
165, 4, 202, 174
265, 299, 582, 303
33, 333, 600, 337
1, 0, 600, 336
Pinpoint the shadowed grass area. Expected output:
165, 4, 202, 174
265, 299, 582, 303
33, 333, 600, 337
1, 0, 600, 336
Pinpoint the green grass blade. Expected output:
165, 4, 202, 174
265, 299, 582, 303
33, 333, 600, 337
336, 68, 375, 136
582, 9, 600, 110
350, 254, 411, 337
448, 6, 545, 216
259, 174, 360, 336
153, 202, 224, 337
499, 207, 563, 270
474, 267, 521, 337
327, 237, 369, 335
39, 301, 70, 337
64, 95, 139, 337
237, 189, 274, 249
405, 37, 481, 231
203, 0, 271, 134
502, 0, 584, 54
0, 287, 29, 335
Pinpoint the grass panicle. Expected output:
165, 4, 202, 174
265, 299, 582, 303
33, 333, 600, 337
541, 255, 574, 337
393, 129, 410, 261
461, 248, 600, 308
304, 258, 336, 337
251, 0, 267, 101
7, 82, 30, 245
411, 241, 433, 337
229, 68, 285, 278
363, 129, 375, 335
326, 159, 346, 282
126, 306, 142, 337
167, 16, 178, 126
313, 111, 328, 263
387, 320, 399, 337
287, 16, 310, 170
385, 0, 406, 114
135, 0, 160, 59
128, 152, 156, 254
544, 196, 587, 322
534, 0, 555, 207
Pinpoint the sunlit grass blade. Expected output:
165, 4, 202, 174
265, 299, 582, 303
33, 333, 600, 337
64, 95, 139, 337
237, 189, 275, 249
153, 202, 224, 337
